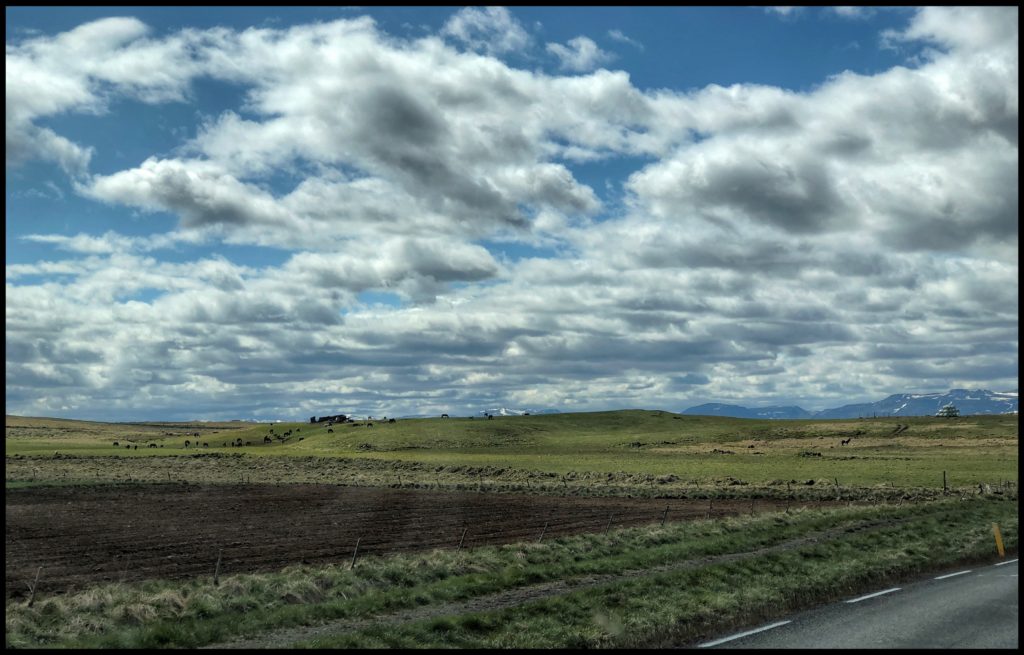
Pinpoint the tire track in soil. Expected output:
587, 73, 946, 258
206, 516, 908, 649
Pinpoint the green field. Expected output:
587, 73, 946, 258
5, 411, 1018, 648
6, 411, 1019, 492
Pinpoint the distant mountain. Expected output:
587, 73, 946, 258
681, 403, 813, 419
813, 389, 1018, 419
683, 389, 1018, 419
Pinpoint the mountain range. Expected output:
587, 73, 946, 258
682, 388, 1018, 419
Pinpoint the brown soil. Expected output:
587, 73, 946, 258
5, 483, 839, 599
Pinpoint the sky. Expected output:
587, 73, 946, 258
5, 6, 1019, 421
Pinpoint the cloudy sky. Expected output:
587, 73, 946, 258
6, 6, 1018, 421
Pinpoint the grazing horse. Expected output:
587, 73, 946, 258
367, 423, 373, 428
841, 438, 852, 446
113, 442, 119, 447
264, 436, 272, 444
388, 418, 396, 423
441, 413, 449, 418
327, 428, 334, 433
148, 443, 158, 448
184, 440, 191, 448
203, 442, 209, 448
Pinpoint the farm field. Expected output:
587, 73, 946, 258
5, 483, 848, 599
5, 411, 1018, 648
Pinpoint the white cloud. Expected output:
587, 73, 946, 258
766, 7, 803, 18
5, 8, 1019, 419
831, 7, 873, 20
5, 16, 206, 177
441, 6, 531, 56
885, 5, 1018, 54
607, 29, 643, 51
546, 36, 614, 72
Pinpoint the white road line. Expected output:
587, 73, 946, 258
697, 621, 792, 648
994, 558, 1018, 566
845, 587, 901, 603
934, 570, 972, 580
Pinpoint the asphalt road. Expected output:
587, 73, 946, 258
696, 558, 1018, 649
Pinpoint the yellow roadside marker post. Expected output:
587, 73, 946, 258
992, 523, 1005, 558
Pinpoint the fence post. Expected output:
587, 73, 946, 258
661, 505, 669, 526
943, 470, 947, 493
457, 527, 468, 552
27, 566, 41, 607
993, 523, 1005, 557
350, 538, 361, 570
605, 513, 613, 533
537, 521, 548, 542
706, 498, 713, 519
213, 549, 222, 586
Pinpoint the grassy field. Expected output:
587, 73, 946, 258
6, 411, 1018, 492
5, 411, 1018, 648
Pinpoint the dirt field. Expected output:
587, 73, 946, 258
5, 483, 841, 599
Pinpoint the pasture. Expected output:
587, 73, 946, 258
5, 411, 1019, 491
5, 411, 1018, 648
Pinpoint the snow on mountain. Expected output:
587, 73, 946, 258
480, 407, 561, 416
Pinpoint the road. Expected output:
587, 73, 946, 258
697, 559, 1018, 649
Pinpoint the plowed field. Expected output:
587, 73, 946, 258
6, 483, 836, 598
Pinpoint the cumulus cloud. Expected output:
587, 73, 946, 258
441, 6, 532, 56
884, 5, 1019, 54
546, 36, 614, 72
69, 19, 630, 250
5, 7, 1019, 420
627, 10, 1018, 254
5, 16, 205, 176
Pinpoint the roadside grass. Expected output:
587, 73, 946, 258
5, 497, 1016, 649
301, 500, 1018, 649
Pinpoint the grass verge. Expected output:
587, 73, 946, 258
5, 496, 1016, 649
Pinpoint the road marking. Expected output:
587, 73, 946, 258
845, 587, 901, 603
934, 570, 971, 580
994, 558, 1018, 566
697, 621, 792, 648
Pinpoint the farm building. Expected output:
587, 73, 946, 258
935, 404, 960, 418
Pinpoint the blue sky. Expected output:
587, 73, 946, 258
6, 6, 1018, 421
